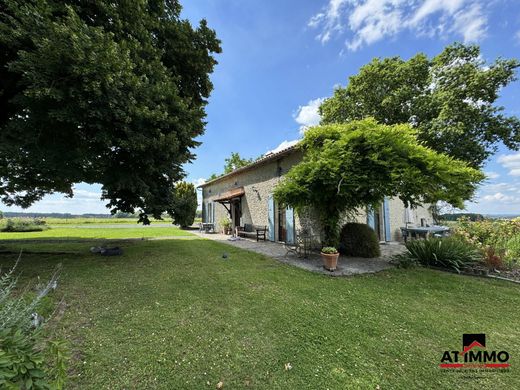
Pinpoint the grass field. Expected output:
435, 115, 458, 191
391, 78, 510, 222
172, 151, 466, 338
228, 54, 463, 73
29, 217, 202, 225
0, 225, 193, 240
0, 227, 519, 389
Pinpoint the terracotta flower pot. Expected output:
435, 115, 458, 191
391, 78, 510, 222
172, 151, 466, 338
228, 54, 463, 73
321, 252, 339, 271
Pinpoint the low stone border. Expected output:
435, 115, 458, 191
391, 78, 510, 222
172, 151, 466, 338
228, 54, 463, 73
487, 274, 520, 285
427, 265, 520, 284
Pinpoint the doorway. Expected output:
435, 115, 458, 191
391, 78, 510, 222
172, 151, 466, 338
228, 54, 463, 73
367, 199, 391, 242
231, 200, 241, 229
278, 205, 287, 242
374, 206, 383, 241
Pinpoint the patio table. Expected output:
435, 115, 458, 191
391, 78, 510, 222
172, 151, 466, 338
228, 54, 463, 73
400, 225, 450, 242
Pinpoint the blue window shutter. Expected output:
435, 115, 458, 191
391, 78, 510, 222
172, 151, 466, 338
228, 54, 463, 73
367, 207, 375, 229
268, 195, 275, 241
383, 197, 391, 241
285, 207, 295, 244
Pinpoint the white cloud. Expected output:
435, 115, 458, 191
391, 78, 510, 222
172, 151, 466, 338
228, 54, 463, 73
481, 192, 520, 204
1, 194, 109, 215
265, 140, 299, 156
481, 182, 518, 193
72, 188, 102, 200
308, 0, 349, 43
192, 178, 206, 187
497, 152, 520, 177
453, 3, 487, 42
293, 97, 325, 133
515, 30, 520, 44
484, 171, 500, 180
191, 178, 206, 209
309, 0, 488, 51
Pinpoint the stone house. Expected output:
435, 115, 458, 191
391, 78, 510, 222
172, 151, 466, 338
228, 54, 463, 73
199, 144, 433, 244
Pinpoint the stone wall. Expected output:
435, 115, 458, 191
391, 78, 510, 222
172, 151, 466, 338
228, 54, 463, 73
201, 149, 433, 242
201, 150, 304, 235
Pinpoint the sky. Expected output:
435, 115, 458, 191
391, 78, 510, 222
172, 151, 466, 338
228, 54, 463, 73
2, 0, 520, 216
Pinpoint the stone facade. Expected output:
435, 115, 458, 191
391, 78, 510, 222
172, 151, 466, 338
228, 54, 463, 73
200, 147, 433, 243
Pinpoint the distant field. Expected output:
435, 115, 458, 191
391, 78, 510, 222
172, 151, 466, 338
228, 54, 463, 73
0, 225, 193, 240
0, 216, 203, 228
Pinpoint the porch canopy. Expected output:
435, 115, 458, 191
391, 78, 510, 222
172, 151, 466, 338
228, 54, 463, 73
214, 187, 245, 223
214, 187, 245, 203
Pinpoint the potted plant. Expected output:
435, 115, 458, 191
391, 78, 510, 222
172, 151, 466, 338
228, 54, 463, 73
220, 218, 232, 235
321, 246, 339, 271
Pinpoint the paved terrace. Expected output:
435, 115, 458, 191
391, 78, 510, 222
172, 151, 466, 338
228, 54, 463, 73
192, 230, 406, 276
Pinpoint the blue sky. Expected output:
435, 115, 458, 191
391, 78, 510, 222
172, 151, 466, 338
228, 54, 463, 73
2, 0, 520, 215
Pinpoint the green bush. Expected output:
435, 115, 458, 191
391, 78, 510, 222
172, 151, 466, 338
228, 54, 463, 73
0, 328, 49, 390
338, 223, 381, 258
171, 182, 197, 228
505, 235, 520, 267
0, 260, 68, 389
400, 237, 482, 273
1, 218, 48, 233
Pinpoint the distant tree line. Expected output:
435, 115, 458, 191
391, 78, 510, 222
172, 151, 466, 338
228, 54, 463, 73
438, 213, 485, 222
0, 212, 131, 219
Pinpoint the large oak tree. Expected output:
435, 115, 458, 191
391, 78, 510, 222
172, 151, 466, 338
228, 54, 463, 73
320, 44, 520, 168
0, 0, 221, 220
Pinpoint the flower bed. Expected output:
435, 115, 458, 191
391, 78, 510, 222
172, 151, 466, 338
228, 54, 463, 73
453, 217, 520, 269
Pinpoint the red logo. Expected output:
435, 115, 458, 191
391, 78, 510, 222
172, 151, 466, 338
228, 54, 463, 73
440, 334, 510, 369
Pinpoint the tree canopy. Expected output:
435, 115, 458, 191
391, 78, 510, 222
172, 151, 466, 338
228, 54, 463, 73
273, 119, 484, 246
207, 152, 254, 180
0, 0, 221, 220
171, 181, 197, 228
224, 152, 253, 174
319, 43, 520, 168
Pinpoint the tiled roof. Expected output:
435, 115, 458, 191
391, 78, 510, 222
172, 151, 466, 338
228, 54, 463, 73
198, 143, 299, 188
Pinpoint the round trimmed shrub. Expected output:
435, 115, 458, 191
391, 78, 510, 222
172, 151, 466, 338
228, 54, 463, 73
339, 222, 381, 258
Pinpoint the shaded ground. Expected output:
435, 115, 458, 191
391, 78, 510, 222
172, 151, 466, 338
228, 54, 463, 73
193, 231, 405, 276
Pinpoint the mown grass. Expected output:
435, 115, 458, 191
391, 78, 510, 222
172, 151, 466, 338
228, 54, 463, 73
0, 235, 518, 389
0, 225, 193, 240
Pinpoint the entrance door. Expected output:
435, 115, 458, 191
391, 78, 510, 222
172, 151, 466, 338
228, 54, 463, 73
278, 206, 287, 242
231, 200, 241, 229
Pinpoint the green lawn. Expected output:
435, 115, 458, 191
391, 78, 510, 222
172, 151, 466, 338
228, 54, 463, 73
0, 233, 518, 389
0, 225, 193, 240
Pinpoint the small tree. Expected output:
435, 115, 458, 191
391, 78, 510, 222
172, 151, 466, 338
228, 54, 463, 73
171, 182, 197, 228
224, 152, 253, 174
273, 119, 484, 246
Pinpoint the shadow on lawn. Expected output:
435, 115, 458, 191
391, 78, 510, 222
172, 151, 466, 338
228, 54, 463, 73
0, 237, 141, 256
